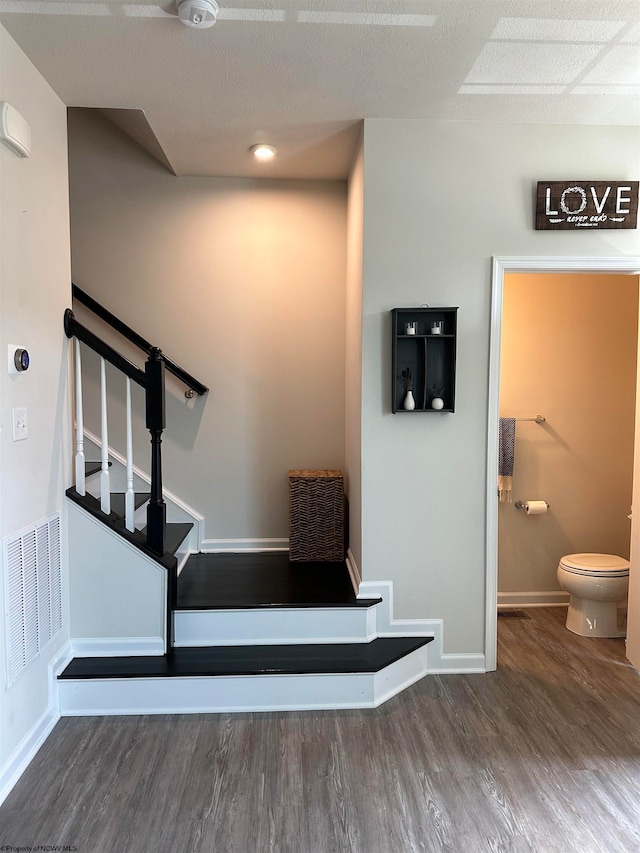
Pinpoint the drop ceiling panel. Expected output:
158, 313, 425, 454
490, 17, 627, 43
580, 45, 640, 86
464, 42, 606, 86
1, 0, 638, 178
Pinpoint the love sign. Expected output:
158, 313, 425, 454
536, 181, 638, 230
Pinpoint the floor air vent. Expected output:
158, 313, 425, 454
4, 513, 62, 687
498, 609, 531, 619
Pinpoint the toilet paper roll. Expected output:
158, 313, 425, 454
524, 500, 548, 515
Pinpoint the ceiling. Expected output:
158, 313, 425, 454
1, 0, 639, 179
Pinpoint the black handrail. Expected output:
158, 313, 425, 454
73, 285, 154, 352
64, 309, 146, 387
72, 283, 208, 397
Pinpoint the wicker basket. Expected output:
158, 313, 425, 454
289, 470, 344, 562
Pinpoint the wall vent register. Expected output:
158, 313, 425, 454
4, 513, 62, 687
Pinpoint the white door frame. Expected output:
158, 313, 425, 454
485, 255, 640, 672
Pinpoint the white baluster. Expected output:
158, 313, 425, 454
74, 339, 86, 496
125, 377, 135, 532
100, 357, 111, 514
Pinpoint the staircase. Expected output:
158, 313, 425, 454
59, 548, 432, 714
60, 288, 434, 715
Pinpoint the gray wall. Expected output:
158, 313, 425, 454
360, 118, 640, 654
68, 110, 347, 544
0, 24, 71, 776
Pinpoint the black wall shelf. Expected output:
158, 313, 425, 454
391, 307, 458, 413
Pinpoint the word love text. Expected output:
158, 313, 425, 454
535, 181, 638, 231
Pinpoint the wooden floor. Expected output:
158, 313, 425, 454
176, 552, 379, 609
3, 608, 640, 852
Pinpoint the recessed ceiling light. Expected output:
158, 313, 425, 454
250, 143, 277, 161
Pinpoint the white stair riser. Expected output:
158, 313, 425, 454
174, 607, 378, 646
58, 645, 431, 714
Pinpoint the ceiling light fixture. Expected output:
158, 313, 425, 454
250, 143, 277, 161
176, 0, 218, 28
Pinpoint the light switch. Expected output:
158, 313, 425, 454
12, 407, 27, 441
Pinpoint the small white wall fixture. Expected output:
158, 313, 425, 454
486, 256, 640, 672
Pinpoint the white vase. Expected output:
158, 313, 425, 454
431, 397, 444, 410
404, 390, 416, 411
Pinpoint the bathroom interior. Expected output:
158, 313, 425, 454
498, 271, 640, 638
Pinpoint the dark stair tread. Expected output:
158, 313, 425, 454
66, 487, 183, 570
85, 460, 112, 477
109, 492, 150, 515
177, 552, 381, 610
140, 522, 193, 555
59, 637, 433, 680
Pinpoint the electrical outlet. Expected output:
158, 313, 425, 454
12, 407, 28, 441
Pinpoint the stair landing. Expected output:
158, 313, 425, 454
177, 552, 380, 609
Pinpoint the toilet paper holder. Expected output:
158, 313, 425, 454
515, 500, 549, 510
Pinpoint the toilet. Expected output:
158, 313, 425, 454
557, 553, 630, 638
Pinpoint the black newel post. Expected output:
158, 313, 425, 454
146, 347, 166, 556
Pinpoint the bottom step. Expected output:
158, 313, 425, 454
60, 638, 429, 678
58, 638, 433, 714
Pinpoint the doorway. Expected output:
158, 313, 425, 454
485, 256, 640, 672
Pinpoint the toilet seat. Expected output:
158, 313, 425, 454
559, 553, 629, 578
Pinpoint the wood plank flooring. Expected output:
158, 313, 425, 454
177, 552, 380, 609
3, 608, 640, 852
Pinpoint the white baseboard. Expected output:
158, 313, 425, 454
200, 538, 289, 553
359, 580, 487, 675
0, 704, 59, 807
498, 590, 570, 608
359, 580, 439, 636
49, 640, 74, 701
427, 653, 488, 674
0, 641, 72, 808
346, 548, 361, 596
177, 550, 191, 575
72, 637, 165, 657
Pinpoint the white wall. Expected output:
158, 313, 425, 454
345, 133, 364, 572
360, 119, 640, 655
67, 109, 347, 545
0, 24, 71, 791
499, 273, 638, 598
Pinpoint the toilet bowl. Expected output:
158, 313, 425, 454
557, 553, 629, 638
